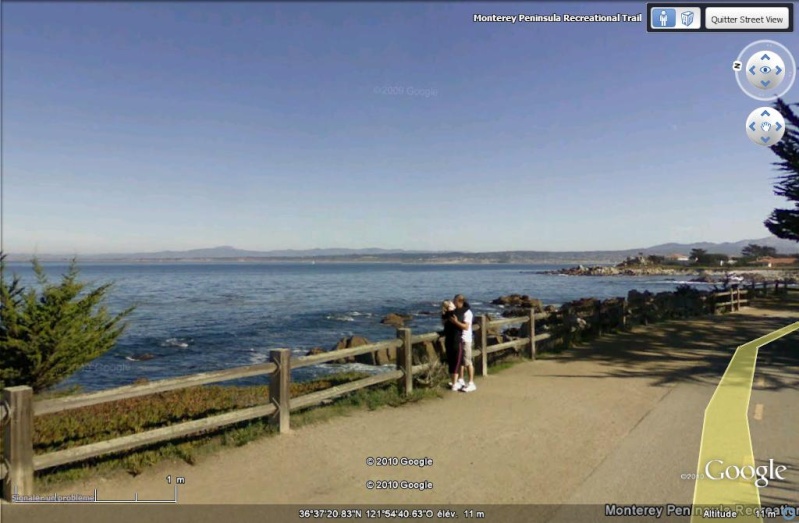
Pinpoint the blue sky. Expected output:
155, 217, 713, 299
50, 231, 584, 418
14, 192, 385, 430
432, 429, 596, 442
4, 2, 798, 254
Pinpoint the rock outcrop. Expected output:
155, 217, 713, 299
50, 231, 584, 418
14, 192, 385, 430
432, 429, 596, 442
412, 340, 440, 365
330, 335, 378, 365
492, 294, 543, 312
380, 313, 413, 328
328, 335, 449, 367
544, 265, 688, 276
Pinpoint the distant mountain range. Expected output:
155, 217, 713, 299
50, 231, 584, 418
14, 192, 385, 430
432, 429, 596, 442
6, 237, 799, 263
643, 236, 799, 255
93, 246, 430, 259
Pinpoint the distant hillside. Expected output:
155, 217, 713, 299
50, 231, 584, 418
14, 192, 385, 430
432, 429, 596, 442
91, 246, 429, 260
5, 236, 798, 263
5, 246, 428, 262
642, 236, 799, 256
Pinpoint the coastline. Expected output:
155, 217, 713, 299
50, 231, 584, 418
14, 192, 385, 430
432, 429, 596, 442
540, 265, 799, 282
14, 258, 619, 265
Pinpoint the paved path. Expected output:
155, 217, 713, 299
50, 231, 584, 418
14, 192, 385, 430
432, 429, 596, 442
8, 298, 799, 523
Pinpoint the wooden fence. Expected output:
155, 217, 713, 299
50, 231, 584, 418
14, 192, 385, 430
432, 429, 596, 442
0, 311, 546, 500
712, 280, 796, 313
0, 281, 793, 499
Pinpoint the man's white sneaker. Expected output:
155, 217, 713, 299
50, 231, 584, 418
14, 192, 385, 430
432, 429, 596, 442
463, 382, 477, 392
451, 383, 461, 391
457, 378, 466, 389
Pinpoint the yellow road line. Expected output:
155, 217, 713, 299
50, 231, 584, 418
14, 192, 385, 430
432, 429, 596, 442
692, 321, 799, 523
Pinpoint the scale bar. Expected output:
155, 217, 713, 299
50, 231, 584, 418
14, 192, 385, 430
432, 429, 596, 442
14, 486, 181, 504
95, 500, 178, 504
93, 486, 179, 504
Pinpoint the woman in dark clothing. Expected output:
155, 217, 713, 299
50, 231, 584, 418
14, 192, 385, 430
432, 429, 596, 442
441, 300, 463, 391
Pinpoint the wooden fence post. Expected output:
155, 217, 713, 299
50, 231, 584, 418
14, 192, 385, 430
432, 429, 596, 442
592, 301, 601, 337
479, 315, 488, 377
621, 299, 628, 330
3, 386, 34, 501
564, 310, 574, 348
269, 349, 291, 434
396, 328, 413, 395
528, 309, 537, 360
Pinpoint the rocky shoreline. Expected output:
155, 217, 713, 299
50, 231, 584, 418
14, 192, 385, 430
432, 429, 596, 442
539, 264, 798, 282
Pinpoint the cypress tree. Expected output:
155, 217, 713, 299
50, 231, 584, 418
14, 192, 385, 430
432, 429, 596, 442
0, 254, 134, 392
765, 99, 799, 242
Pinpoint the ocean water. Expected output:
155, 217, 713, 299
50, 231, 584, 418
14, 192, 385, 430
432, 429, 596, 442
4, 262, 711, 392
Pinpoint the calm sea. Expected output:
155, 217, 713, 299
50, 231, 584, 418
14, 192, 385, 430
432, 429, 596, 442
5, 262, 710, 392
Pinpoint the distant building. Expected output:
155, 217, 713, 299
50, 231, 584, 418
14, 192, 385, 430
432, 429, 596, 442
665, 253, 691, 264
756, 256, 797, 268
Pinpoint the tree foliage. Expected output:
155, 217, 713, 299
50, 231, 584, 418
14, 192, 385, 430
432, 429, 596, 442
702, 254, 729, 266
765, 99, 799, 242
0, 255, 134, 392
741, 243, 777, 259
689, 249, 728, 266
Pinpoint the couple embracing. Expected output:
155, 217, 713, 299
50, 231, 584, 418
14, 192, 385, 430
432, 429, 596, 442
441, 294, 476, 392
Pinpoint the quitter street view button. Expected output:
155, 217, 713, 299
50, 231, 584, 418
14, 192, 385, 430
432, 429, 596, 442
706, 7, 790, 30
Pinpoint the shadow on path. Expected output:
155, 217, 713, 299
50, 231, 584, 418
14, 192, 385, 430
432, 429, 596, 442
543, 295, 799, 391
756, 455, 799, 506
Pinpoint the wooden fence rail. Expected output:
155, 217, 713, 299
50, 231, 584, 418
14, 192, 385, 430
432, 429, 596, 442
0, 280, 790, 499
